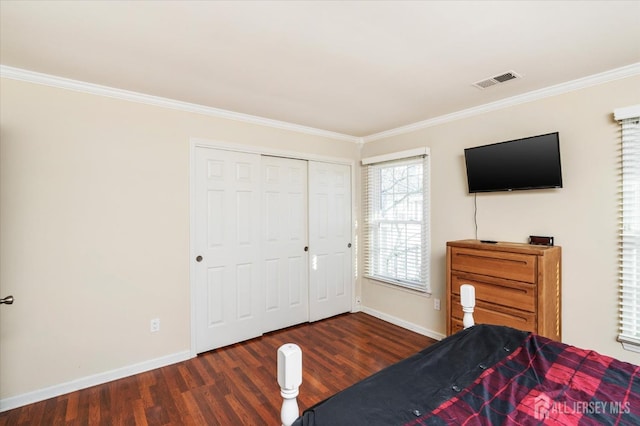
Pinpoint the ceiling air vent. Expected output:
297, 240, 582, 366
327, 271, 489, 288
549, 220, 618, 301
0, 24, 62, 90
473, 71, 521, 89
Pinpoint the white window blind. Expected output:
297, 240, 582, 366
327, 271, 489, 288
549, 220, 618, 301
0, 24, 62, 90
616, 105, 640, 351
363, 151, 430, 292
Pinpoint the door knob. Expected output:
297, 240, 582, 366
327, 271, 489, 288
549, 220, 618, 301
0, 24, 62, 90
0, 295, 14, 305
196, 256, 203, 262
304, 246, 309, 252
347, 243, 352, 248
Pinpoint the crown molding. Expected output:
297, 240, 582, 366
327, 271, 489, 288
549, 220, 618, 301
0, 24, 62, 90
362, 62, 640, 143
2, 63, 638, 145
0, 65, 362, 144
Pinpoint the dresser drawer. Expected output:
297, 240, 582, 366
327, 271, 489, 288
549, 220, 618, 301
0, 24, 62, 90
450, 247, 537, 283
451, 273, 536, 313
452, 296, 537, 333
451, 319, 465, 334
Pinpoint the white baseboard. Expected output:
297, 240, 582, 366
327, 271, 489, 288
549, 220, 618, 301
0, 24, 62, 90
0, 350, 192, 412
1, 311, 440, 412
360, 306, 446, 341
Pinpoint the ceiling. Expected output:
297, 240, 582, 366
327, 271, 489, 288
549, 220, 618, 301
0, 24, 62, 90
1, 1, 639, 139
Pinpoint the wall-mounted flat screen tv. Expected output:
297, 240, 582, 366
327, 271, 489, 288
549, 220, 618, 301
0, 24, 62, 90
464, 132, 562, 193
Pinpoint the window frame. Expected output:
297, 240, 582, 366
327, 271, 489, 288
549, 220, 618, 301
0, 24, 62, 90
615, 104, 640, 352
362, 148, 431, 293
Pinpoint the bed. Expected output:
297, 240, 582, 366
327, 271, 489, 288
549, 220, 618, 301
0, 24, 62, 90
277, 285, 640, 425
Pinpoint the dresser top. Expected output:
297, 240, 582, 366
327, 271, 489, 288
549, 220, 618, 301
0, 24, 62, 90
447, 239, 561, 256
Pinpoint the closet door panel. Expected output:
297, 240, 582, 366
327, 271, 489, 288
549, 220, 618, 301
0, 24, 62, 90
309, 162, 352, 322
262, 156, 309, 332
195, 148, 262, 353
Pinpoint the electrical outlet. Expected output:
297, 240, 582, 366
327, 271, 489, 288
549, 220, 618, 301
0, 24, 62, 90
150, 318, 160, 333
434, 298, 441, 311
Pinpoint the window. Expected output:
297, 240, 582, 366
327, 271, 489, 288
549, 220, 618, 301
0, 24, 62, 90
616, 105, 640, 352
362, 148, 430, 292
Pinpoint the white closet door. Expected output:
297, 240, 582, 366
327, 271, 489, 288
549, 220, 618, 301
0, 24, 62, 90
262, 156, 309, 332
194, 147, 262, 353
308, 162, 352, 322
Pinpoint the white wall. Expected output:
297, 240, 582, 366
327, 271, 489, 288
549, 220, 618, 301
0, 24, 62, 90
0, 77, 360, 404
360, 75, 640, 364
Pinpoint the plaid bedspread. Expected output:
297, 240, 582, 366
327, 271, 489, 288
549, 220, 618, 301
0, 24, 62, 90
407, 334, 640, 426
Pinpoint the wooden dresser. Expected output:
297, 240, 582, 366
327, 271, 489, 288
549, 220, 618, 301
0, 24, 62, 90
446, 239, 561, 340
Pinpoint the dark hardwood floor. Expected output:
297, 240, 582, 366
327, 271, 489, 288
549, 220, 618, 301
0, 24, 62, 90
0, 313, 436, 425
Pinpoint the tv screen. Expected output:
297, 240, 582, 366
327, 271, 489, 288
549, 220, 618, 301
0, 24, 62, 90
464, 132, 562, 193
